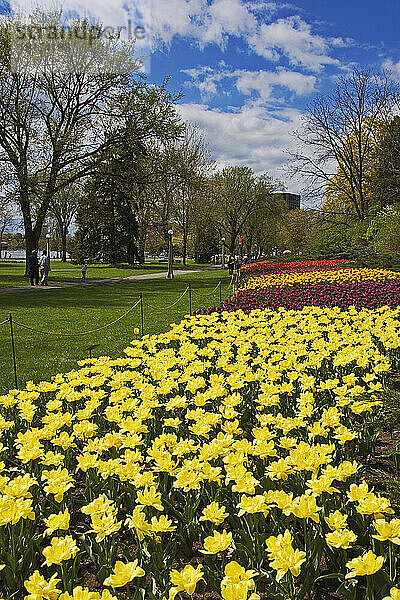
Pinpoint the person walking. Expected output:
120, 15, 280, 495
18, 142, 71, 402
39, 250, 50, 286
81, 261, 88, 281
28, 250, 39, 286
228, 255, 234, 276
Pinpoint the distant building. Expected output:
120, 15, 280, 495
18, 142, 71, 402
273, 192, 301, 210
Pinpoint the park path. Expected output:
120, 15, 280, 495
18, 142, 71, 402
0, 267, 220, 295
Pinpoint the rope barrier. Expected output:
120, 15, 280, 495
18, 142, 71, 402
142, 287, 190, 311
191, 281, 222, 297
11, 298, 142, 337
3, 280, 231, 386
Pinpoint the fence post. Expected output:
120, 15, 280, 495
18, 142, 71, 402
189, 284, 192, 315
140, 293, 144, 336
219, 280, 222, 304
9, 313, 18, 389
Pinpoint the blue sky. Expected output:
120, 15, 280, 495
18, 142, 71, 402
3, 0, 400, 193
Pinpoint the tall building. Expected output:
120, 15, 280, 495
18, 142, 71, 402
273, 192, 301, 210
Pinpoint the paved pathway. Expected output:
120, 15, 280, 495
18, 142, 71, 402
0, 267, 221, 295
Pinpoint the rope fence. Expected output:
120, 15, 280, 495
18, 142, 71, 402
2, 280, 228, 390
191, 280, 222, 298
11, 298, 142, 337
142, 286, 190, 311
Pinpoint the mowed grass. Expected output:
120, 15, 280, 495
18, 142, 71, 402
0, 269, 231, 393
0, 259, 211, 287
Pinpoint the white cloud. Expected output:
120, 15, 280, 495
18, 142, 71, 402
11, 0, 133, 29
235, 68, 316, 97
249, 16, 340, 72
200, 0, 258, 46
382, 58, 400, 81
176, 100, 303, 190
182, 64, 316, 101
10, 0, 258, 47
149, 0, 203, 46
10, 0, 340, 75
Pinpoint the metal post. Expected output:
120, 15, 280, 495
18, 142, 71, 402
140, 293, 144, 336
189, 283, 192, 314
9, 313, 18, 388
219, 280, 222, 304
221, 237, 225, 269
166, 230, 174, 279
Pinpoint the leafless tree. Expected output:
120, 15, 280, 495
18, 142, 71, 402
170, 123, 213, 264
50, 181, 82, 261
290, 68, 398, 220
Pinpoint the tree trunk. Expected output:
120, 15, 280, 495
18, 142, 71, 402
127, 240, 136, 265
21, 182, 51, 275
137, 240, 145, 264
0, 224, 5, 259
109, 194, 118, 264
246, 235, 252, 258
62, 226, 68, 262
24, 225, 40, 277
182, 230, 187, 266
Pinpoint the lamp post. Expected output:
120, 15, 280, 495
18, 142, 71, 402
221, 237, 225, 268
166, 229, 174, 279
46, 234, 50, 257
238, 235, 243, 267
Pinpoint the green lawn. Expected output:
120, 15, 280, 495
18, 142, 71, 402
0, 269, 231, 393
0, 259, 212, 287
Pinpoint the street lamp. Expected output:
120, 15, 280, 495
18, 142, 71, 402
221, 237, 226, 268
238, 235, 243, 266
166, 229, 174, 279
46, 234, 50, 257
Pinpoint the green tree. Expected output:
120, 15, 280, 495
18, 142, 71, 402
0, 11, 141, 273
371, 116, 400, 209
365, 204, 400, 253
242, 177, 285, 257
74, 84, 183, 263
211, 167, 282, 256
278, 209, 318, 253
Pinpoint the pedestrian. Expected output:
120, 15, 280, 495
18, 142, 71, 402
39, 250, 50, 286
228, 254, 234, 275
28, 250, 39, 286
81, 261, 88, 281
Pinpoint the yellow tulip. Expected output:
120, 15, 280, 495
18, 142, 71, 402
103, 560, 145, 588
345, 551, 384, 578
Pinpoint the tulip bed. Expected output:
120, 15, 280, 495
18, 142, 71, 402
240, 259, 351, 275
195, 261, 400, 315
0, 305, 400, 600
204, 280, 400, 314
240, 267, 400, 292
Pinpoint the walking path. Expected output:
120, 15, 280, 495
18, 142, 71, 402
0, 267, 221, 295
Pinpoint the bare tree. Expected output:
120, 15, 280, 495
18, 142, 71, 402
170, 124, 213, 264
50, 181, 82, 261
291, 69, 398, 220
